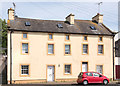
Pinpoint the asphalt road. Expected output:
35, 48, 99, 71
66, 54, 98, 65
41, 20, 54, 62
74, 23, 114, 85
1, 83, 120, 86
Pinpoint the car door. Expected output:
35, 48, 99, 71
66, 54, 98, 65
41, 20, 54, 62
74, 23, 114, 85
93, 72, 103, 83
85, 72, 94, 83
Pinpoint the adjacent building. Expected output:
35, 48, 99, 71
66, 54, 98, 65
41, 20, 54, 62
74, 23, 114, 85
7, 8, 115, 84
115, 39, 120, 79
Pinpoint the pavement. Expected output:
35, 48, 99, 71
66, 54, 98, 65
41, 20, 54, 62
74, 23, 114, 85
1, 81, 120, 86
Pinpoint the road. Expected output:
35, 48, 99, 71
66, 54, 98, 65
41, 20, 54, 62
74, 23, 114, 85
1, 83, 120, 86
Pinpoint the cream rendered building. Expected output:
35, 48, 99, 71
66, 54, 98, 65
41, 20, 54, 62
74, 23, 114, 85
7, 8, 115, 84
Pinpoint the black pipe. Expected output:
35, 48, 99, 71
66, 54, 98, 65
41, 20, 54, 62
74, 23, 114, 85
113, 35, 115, 81
10, 30, 13, 84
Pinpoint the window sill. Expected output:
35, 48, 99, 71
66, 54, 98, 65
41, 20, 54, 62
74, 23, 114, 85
20, 74, 30, 77
47, 54, 55, 55
64, 54, 71, 56
64, 73, 72, 75
98, 54, 104, 55
21, 53, 29, 55
82, 53, 88, 55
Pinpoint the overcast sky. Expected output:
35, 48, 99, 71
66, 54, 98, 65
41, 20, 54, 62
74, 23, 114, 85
1, 2, 118, 33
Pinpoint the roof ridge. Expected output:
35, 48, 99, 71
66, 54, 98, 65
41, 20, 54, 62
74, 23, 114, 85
75, 19, 91, 21
15, 17, 65, 22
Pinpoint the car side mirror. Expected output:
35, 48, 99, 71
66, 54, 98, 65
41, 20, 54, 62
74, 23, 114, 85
99, 75, 102, 77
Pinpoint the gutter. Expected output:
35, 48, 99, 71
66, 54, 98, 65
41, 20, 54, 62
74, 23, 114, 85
8, 29, 114, 36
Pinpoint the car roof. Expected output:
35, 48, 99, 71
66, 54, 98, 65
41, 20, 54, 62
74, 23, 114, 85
81, 72, 98, 73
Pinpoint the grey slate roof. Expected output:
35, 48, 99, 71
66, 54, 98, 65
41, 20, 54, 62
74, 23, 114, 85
8, 17, 114, 36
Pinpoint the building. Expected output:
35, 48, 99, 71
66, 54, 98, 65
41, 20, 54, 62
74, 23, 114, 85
115, 39, 120, 79
7, 8, 115, 84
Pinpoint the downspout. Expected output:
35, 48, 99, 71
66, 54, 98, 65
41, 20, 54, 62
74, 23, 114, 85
113, 35, 115, 81
10, 30, 13, 84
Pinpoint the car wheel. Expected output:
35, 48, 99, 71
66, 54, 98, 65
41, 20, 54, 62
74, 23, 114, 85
83, 80, 88, 85
103, 80, 108, 85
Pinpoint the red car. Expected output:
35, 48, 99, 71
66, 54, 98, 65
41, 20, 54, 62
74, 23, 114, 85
77, 72, 109, 85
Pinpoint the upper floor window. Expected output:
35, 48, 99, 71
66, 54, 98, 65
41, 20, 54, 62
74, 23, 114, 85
48, 33, 53, 40
22, 43, 28, 54
48, 44, 54, 55
98, 45, 104, 54
23, 33, 28, 39
82, 44, 88, 54
65, 44, 71, 55
64, 64, 71, 74
65, 35, 70, 41
99, 36, 103, 42
84, 36, 88, 41
21, 65, 29, 76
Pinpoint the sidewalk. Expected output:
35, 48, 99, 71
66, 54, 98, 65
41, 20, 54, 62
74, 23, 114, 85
110, 80, 120, 84
30, 81, 77, 85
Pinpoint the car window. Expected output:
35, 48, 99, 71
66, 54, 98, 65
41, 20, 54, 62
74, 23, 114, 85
93, 73, 100, 77
86, 73, 92, 76
78, 72, 83, 77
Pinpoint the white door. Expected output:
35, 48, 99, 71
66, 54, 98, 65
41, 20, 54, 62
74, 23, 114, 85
82, 62, 88, 72
47, 66, 54, 82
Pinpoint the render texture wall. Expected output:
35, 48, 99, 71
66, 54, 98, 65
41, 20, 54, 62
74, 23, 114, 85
7, 31, 113, 83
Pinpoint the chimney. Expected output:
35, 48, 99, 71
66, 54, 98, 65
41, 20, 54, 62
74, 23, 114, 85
65, 13, 75, 25
8, 8, 14, 20
92, 13, 103, 24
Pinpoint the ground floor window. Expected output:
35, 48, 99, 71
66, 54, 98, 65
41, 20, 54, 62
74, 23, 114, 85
96, 65, 103, 74
64, 64, 71, 74
20, 64, 29, 76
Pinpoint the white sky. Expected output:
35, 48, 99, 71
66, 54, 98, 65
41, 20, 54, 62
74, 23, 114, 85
0, 1, 119, 34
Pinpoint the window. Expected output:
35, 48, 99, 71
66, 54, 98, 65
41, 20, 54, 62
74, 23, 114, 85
86, 73, 92, 76
64, 64, 71, 74
90, 26, 96, 30
48, 34, 53, 40
48, 44, 54, 55
99, 36, 103, 42
98, 45, 104, 54
57, 24, 63, 28
83, 44, 88, 54
96, 65, 103, 74
25, 22, 31, 26
23, 33, 27, 39
84, 36, 87, 41
93, 73, 100, 77
78, 72, 83, 77
65, 44, 71, 55
65, 35, 70, 41
21, 65, 29, 75
22, 43, 28, 54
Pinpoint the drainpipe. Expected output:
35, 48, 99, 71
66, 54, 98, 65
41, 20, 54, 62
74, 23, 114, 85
10, 30, 13, 84
113, 35, 115, 81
